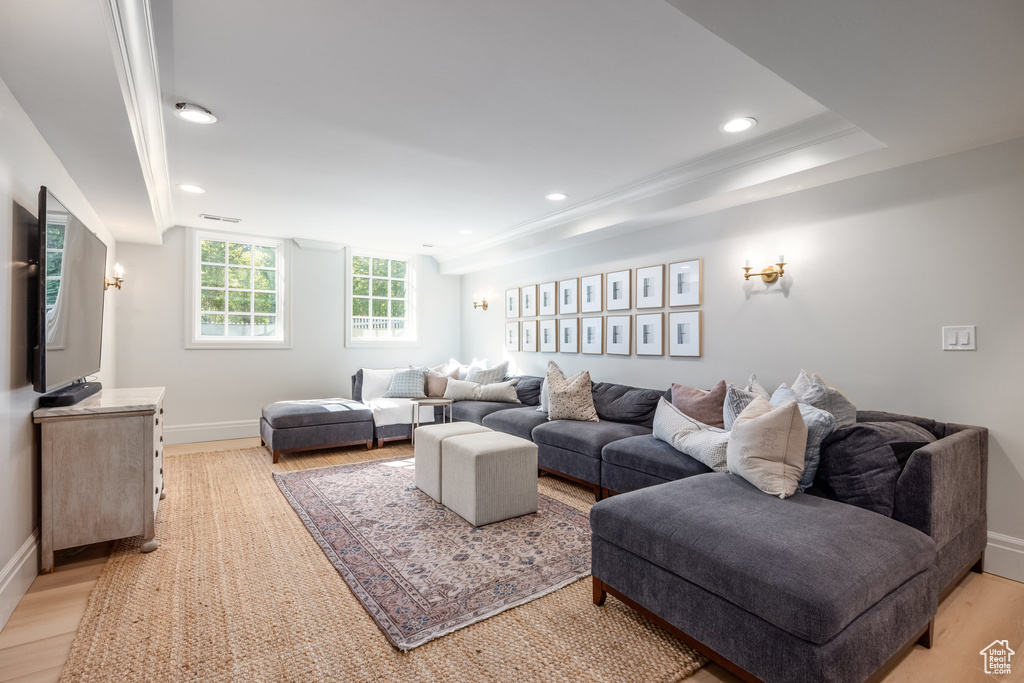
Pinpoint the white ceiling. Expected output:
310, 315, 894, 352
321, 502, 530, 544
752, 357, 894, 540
1, 0, 1022, 271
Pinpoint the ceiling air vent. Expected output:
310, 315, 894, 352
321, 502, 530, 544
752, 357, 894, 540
199, 214, 241, 223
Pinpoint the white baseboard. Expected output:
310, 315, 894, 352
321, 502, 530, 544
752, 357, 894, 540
986, 531, 1024, 584
0, 530, 39, 631
163, 419, 260, 445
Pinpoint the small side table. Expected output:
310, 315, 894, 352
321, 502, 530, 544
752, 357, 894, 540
410, 398, 454, 444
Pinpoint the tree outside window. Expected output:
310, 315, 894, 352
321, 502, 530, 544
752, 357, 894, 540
350, 254, 412, 341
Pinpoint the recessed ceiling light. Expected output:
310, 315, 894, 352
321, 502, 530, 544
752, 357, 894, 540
174, 102, 217, 124
545, 192, 568, 201
422, 243, 435, 248
722, 117, 757, 133
177, 184, 206, 194
457, 229, 474, 235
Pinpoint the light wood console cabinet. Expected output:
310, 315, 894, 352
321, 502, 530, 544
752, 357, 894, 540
34, 387, 166, 573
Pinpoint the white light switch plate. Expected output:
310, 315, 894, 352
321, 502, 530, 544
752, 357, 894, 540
942, 326, 976, 351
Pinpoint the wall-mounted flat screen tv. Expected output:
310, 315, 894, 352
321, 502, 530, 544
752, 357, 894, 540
33, 187, 106, 399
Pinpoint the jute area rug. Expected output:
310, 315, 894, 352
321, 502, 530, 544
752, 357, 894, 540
274, 457, 592, 651
60, 443, 706, 682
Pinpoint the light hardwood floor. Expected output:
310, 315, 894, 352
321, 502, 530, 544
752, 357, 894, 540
1, 437, 1021, 682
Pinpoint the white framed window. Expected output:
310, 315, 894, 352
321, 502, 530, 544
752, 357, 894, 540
185, 228, 290, 349
345, 248, 417, 347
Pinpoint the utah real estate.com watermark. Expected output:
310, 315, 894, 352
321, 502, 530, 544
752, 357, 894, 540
980, 640, 1014, 675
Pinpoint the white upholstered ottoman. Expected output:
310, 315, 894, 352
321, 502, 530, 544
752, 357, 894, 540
414, 422, 492, 502
441, 432, 538, 527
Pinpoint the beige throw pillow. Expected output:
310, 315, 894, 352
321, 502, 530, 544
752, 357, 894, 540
726, 396, 808, 499
443, 378, 520, 403
425, 362, 459, 397
547, 365, 598, 422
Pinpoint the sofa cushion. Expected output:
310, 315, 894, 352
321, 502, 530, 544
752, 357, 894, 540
482, 406, 549, 440
652, 399, 729, 472
818, 421, 937, 516
590, 473, 936, 644
591, 382, 662, 427
601, 434, 713, 484
262, 398, 372, 429
532, 420, 651, 459
670, 380, 727, 429
514, 376, 544, 406
727, 397, 807, 499
451, 400, 521, 425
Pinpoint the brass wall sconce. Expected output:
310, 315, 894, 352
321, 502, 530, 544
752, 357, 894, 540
104, 262, 125, 291
743, 254, 787, 283
473, 299, 488, 311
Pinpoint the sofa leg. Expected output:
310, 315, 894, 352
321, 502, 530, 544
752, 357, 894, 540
971, 552, 985, 574
272, 450, 281, 464
917, 619, 934, 649
594, 484, 603, 501
366, 439, 373, 450
593, 577, 607, 606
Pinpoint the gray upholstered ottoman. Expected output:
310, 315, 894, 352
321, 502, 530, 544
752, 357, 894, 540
261, 398, 374, 463
414, 422, 492, 502
441, 432, 538, 527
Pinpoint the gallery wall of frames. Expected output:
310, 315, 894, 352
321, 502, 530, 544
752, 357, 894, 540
503, 259, 702, 358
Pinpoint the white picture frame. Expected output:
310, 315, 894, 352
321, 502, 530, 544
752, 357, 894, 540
635, 313, 664, 356
635, 265, 664, 309
558, 318, 579, 353
539, 319, 557, 352
606, 269, 631, 311
580, 274, 603, 313
521, 284, 538, 317
605, 315, 632, 355
558, 279, 579, 315
505, 288, 520, 318
521, 320, 538, 352
668, 259, 702, 307
581, 316, 604, 354
668, 311, 702, 357
538, 282, 557, 316
505, 321, 520, 351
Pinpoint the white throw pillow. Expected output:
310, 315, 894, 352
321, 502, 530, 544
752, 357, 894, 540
727, 396, 808, 499
360, 367, 396, 401
770, 384, 836, 491
465, 361, 508, 385
793, 372, 857, 427
453, 357, 487, 381
652, 399, 729, 472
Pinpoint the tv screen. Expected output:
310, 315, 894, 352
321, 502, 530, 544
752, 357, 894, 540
35, 187, 106, 394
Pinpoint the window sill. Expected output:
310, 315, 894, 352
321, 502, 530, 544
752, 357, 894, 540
185, 338, 292, 350
345, 339, 422, 349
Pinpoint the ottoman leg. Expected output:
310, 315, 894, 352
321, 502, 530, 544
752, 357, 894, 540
273, 450, 281, 464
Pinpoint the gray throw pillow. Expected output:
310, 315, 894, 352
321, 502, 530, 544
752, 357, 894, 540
652, 399, 729, 472
382, 367, 427, 399
723, 374, 769, 430
466, 361, 508, 385
795, 372, 857, 427
770, 384, 836, 492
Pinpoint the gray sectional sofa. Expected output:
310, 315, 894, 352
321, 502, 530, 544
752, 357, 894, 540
367, 370, 988, 683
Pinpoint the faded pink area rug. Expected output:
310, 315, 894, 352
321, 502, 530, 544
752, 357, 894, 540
274, 457, 591, 650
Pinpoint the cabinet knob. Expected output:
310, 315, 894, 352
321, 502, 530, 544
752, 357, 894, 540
155, 487, 159, 495
155, 449, 159, 458
155, 418, 160, 426
160, 467, 163, 475
160, 435, 163, 442
160, 408, 164, 415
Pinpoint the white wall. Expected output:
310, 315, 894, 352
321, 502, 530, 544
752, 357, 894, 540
461, 137, 1024, 582
0, 78, 117, 628
115, 228, 461, 443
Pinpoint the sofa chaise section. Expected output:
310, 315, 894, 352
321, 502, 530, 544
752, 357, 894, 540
592, 474, 939, 683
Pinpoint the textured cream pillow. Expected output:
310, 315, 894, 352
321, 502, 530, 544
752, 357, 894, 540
652, 399, 729, 472
442, 378, 520, 403
443, 379, 481, 401
727, 396, 808, 499
547, 368, 598, 422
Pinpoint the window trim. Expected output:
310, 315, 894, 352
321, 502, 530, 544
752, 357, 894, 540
345, 247, 419, 348
184, 227, 292, 350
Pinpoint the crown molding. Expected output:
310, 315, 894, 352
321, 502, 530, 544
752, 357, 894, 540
98, 0, 172, 242
436, 112, 884, 275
